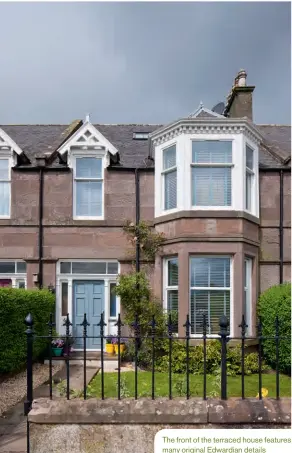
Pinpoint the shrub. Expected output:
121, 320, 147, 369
0, 288, 55, 373
257, 282, 291, 374
155, 340, 266, 376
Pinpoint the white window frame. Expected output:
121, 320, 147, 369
191, 139, 234, 208
189, 255, 233, 337
163, 257, 179, 332
72, 153, 105, 220
56, 259, 120, 346
244, 257, 252, 337
154, 129, 260, 218
161, 143, 177, 213
245, 144, 255, 213
0, 155, 12, 219
0, 260, 27, 288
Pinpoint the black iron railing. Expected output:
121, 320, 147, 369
24, 312, 290, 416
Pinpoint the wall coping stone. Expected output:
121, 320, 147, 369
28, 398, 291, 425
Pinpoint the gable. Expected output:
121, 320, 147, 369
189, 104, 225, 119
57, 121, 119, 157
0, 127, 24, 156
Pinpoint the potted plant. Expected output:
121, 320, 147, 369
51, 338, 65, 357
112, 337, 126, 354
63, 335, 74, 356
105, 335, 114, 354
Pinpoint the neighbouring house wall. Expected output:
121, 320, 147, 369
259, 171, 291, 292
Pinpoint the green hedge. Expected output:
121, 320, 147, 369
0, 288, 55, 373
257, 282, 291, 375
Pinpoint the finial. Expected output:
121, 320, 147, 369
199, 101, 204, 108
85, 113, 90, 122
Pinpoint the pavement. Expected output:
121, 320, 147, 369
0, 365, 99, 453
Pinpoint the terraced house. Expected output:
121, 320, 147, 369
0, 70, 290, 346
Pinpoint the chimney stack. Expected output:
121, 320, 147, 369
223, 70, 255, 121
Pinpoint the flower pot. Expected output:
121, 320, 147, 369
52, 347, 63, 357
105, 343, 115, 354
114, 344, 125, 354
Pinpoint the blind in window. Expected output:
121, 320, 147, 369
192, 167, 231, 206
190, 257, 230, 334
76, 181, 102, 216
76, 158, 102, 178
163, 145, 176, 169
168, 258, 178, 286
164, 170, 177, 210
245, 172, 252, 211
246, 145, 254, 170
167, 290, 178, 333
192, 141, 232, 164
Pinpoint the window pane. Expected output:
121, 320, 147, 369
76, 181, 102, 217
192, 167, 231, 206
190, 257, 230, 288
76, 158, 102, 178
168, 258, 178, 286
0, 159, 9, 179
0, 262, 15, 273
72, 262, 106, 274
167, 289, 178, 333
0, 182, 10, 216
245, 172, 252, 210
163, 145, 176, 170
246, 145, 254, 170
110, 283, 117, 317
190, 289, 230, 335
16, 262, 26, 273
244, 259, 252, 336
164, 170, 177, 210
17, 280, 26, 289
60, 262, 71, 273
0, 279, 12, 287
192, 141, 232, 164
107, 262, 119, 274
61, 282, 69, 316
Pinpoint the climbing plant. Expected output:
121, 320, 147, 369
123, 220, 166, 262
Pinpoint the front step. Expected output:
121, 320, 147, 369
44, 351, 119, 367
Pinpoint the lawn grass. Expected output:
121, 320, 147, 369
88, 371, 291, 399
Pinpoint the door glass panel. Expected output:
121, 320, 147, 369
107, 262, 119, 274
61, 282, 68, 316
110, 283, 117, 317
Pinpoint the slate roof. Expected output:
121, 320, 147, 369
0, 121, 290, 169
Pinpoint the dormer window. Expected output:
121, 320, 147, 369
73, 156, 103, 219
191, 140, 232, 207
162, 144, 177, 210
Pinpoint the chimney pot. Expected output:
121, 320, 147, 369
237, 69, 247, 87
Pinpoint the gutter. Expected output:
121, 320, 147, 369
38, 167, 44, 289
135, 168, 140, 273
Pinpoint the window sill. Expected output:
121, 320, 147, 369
0, 216, 10, 219
73, 216, 104, 221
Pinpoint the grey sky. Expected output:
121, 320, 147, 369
0, 1, 290, 125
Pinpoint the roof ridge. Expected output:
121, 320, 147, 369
257, 124, 291, 127
0, 124, 71, 127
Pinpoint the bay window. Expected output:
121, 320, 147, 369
0, 158, 10, 217
162, 145, 177, 210
190, 256, 231, 335
74, 157, 103, 219
245, 145, 254, 212
191, 141, 232, 207
164, 258, 178, 332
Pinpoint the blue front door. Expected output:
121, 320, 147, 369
73, 281, 105, 349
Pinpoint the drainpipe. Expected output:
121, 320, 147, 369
135, 168, 140, 273
279, 169, 284, 284
36, 158, 45, 289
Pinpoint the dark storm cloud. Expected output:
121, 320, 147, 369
0, 1, 290, 124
